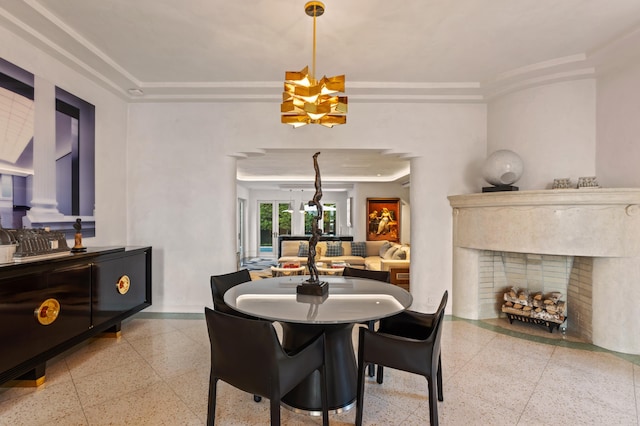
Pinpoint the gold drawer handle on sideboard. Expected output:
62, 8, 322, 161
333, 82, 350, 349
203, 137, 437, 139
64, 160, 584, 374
116, 275, 131, 295
34, 298, 61, 326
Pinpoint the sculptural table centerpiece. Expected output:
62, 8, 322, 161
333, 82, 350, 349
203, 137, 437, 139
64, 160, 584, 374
297, 152, 329, 297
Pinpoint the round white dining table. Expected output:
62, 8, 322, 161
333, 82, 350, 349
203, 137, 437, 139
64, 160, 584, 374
224, 275, 413, 414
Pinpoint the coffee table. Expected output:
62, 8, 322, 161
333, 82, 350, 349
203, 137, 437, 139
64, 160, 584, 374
315, 262, 346, 275
270, 264, 306, 277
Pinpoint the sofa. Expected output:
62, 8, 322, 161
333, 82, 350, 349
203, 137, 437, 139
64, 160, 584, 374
278, 239, 410, 271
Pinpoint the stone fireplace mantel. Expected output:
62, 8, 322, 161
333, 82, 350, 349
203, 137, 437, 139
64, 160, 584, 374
448, 188, 640, 355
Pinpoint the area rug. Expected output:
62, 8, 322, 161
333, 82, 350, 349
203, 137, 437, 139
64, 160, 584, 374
249, 269, 273, 280
242, 257, 277, 271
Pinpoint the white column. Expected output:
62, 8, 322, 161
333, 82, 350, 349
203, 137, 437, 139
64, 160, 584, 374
409, 156, 454, 313
592, 257, 640, 354
217, 154, 239, 270
24, 76, 63, 224
452, 246, 481, 319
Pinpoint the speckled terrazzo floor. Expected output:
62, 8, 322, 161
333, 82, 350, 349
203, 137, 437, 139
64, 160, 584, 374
1, 314, 638, 425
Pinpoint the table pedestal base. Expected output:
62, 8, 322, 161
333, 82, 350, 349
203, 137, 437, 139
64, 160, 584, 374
281, 399, 355, 416
280, 322, 357, 413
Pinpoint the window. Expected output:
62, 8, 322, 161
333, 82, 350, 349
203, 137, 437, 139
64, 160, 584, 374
323, 203, 337, 235
303, 202, 336, 235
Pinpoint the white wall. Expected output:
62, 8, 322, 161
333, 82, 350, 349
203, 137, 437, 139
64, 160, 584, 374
0, 25, 129, 246
596, 59, 640, 187
407, 105, 488, 312
127, 103, 238, 312
128, 101, 487, 313
488, 80, 597, 190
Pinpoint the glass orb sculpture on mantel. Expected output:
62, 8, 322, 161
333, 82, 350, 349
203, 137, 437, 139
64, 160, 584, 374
481, 149, 524, 192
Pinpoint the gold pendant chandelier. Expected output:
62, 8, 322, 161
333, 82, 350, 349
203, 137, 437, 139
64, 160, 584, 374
281, 1, 347, 128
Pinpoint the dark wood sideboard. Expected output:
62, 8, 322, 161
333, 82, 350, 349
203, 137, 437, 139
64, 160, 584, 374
0, 246, 152, 386
389, 267, 410, 291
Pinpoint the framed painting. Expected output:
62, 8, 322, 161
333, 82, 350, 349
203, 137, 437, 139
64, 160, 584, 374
366, 198, 400, 242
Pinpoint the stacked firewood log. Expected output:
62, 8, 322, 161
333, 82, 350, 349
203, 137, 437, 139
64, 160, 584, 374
502, 287, 566, 323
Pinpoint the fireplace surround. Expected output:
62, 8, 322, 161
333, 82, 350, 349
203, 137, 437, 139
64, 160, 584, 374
448, 188, 640, 355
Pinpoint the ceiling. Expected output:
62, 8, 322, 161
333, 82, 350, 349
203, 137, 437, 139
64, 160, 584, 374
236, 149, 411, 189
2, 0, 639, 187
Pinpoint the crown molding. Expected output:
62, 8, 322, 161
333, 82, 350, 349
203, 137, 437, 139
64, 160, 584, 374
3, 4, 640, 103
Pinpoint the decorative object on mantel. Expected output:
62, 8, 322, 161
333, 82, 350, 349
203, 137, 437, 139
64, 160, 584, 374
281, 1, 347, 128
481, 149, 524, 192
552, 178, 572, 189
297, 152, 329, 297
577, 176, 600, 188
71, 218, 87, 253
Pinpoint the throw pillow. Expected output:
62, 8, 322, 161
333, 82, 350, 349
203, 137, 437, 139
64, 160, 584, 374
350, 242, 366, 257
392, 247, 407, 260
297, 241, 309, 257
384, 245, 399, 259
325, 241, 343, 257
378, 242, 391, 258
316, 242, 327, 257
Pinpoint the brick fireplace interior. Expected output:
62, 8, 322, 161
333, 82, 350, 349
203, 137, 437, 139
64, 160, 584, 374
478, 250, 593, 342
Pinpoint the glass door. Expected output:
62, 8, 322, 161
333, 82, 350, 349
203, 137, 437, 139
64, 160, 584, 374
303, 202, 336, 235
259, 201, 292, 259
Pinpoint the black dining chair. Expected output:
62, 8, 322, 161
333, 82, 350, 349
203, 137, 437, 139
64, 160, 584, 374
210, 269, 253, 318
204, 307, 329, 426
342, 266, 390, 377
342, 266, 390, 284
376, 291, 448, 388
210, 269, 264, 403
355, 291, 448, 426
